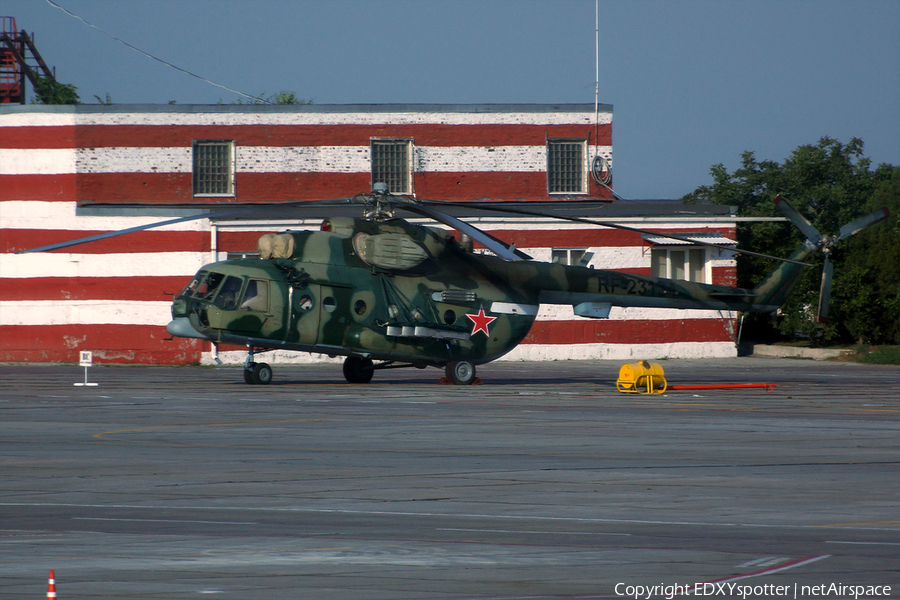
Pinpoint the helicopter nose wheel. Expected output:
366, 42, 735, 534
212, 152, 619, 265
445, 360, 476, 385
244, 362, 273, 385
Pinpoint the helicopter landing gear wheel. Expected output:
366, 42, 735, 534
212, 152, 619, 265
343, 356, 374, 384
244, 362, 272, 385
445, 360, 476, 385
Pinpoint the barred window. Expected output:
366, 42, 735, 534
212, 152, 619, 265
193, 140, 235, 196
371, 139, 412, 194
547, 140, 586, 194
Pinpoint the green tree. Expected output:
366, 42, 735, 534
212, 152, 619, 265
833, 167, 900, 344
32, 75, 80, 105
231, 90, 313, 105
683, 137, 898, 344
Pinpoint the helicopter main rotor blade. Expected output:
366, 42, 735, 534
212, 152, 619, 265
393, 200, 528, 261
15, 207, 257, 254
837, 207, 890, 241
420, 200, 813, 267
15, 198, 368, 254
816, 256, 834, 323
774, 196, 822, 244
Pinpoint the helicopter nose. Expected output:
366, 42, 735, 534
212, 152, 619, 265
166, 317, 209, 340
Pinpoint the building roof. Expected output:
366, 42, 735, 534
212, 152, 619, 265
76, 199, 736, 224
642, 232, 737, 245
0, 102, 612, 115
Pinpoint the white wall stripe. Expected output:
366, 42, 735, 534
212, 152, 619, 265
1, 300, 171, 326
0, 148, 75, 175
526, 247, 735, 271
0, 297, 734, 325
1, 110, 610, 128
500, 342, 738, 361
417, 146, 613, 173
536, 305, 735, 321
1, 202, 733, 241
76, 147, 192, 174
3, 145, 611, 175
1, 253, 205, 278
202, 340, 738, 365
237, 146, 369, 174
0, 202, 210, 231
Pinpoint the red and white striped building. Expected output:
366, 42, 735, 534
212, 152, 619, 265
1, 103, 740, 365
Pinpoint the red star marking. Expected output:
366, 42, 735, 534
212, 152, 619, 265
466, 305, 497, 337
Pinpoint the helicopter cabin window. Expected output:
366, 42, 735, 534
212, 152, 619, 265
651, 248, 707, 283
552, 248, 588, 266
371, 139, 412, 194
547, 139, 587, 194
192, 140, 235, 196
240, 279, 269, 312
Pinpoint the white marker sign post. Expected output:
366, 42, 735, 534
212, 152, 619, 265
75, 351, 99, 387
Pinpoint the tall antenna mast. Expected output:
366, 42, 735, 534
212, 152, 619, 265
590, 0, 615, 193
594, 0, 600, 156
595, 0, 599, 118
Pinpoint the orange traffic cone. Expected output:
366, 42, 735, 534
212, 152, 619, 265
47, 570, 57, 599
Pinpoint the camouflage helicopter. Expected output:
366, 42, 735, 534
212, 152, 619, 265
22, 185, 888, 385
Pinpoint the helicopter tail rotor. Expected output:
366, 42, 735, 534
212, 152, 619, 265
816, 256, 834, 323
838, 207, 890, 241
775, 196, 889, 322
774, 196, 821, 244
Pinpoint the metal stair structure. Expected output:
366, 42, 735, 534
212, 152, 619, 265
1, 17, 56, 104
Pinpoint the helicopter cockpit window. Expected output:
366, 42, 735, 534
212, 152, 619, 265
212, 276, 244, 309
181, 272, 206, 297
188, 271, 224, 300
240, 279, 269, 312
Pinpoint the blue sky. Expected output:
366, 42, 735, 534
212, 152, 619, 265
5, 0, 899, 199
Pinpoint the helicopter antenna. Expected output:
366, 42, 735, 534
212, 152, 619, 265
594, 0, 599, 146
590, 0, 620, 200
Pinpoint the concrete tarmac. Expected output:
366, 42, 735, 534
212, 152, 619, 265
1, 358, 898, 599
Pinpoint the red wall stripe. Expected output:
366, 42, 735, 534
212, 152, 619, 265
0, 126, 76, 149
76, 172, 195, 204
0, 318, 732, 364
0, 174, 77, 201
2, 227, 719, 256
0, 276, 190, 302
711, 266, 737, 287
523, 318, 733, 345
0, 324, 202, 364
2, 229, 210, 254
4, 172, 613, 204
2, 123, 611, 149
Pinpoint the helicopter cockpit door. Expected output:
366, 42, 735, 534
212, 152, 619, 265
206, 276, 273, 335
292, 284, 353, 346
292, 284, 323, 344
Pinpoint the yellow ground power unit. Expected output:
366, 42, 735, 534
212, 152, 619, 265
616, 361, 667, 394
